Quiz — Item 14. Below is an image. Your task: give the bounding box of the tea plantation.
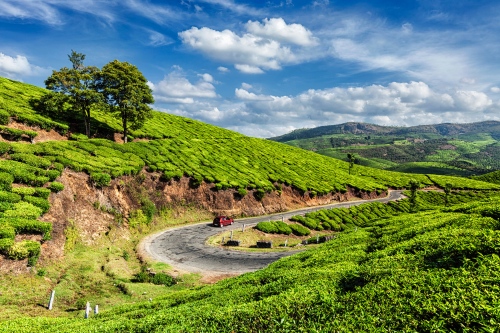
[1,76,500,331]
[2,192,500,332]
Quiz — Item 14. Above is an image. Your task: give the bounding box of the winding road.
[142,190,404,275]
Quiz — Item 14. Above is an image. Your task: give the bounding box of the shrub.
[238,187,248,197]
[23,196,51,214]
[7,240,41,265]
[0,171,14,191]
[0,142,10,154]
[10,153,51,169]
[256,221,278,234]
[0,224,15,239]
[7,240,30,259]
[11,186,36,196]
[289,223,311,236]
[141,198,156,224]
[0,238,14,253]
[3,202,43,219]
[3,218,52,240]
[0,190,21,203]
[0,109,9,125]
[90,172,111,187]
[275,221,292,235]
[46,170,61,181]
[0,202,13,212]
[254,189,266,201]
[34,187,51,199]
[151,273,177,286]
[48,182,64,192]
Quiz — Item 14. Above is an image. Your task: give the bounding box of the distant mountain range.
[270,121,500,142]
[269,121,500,176]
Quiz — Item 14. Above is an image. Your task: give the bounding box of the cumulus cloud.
[241,82,253,90]
[154,80,500,137]
[199,73,214,83]
[217,66,229,73]
[490,87,500,93]
[0,53,44,78]
[245,18,318,46]
[235,88,273,101]
[179,18,318,73]
[150,70,217,104]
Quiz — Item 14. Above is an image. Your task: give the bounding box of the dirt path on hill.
[140,190,404,281]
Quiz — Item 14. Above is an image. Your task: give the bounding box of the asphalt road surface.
[143,190,404,275]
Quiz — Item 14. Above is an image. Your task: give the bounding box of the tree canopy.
[98,60,154,143]
[43,50,101,137]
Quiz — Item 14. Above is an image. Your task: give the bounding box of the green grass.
[2,193,500,332]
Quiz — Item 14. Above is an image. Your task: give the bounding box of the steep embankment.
[0,76,499,270]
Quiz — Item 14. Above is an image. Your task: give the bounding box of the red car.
[213,216,234,227]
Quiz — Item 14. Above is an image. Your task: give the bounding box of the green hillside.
[1,77,500,331]
[271,121,500,175]
[2,192,500,332]
[0,76,498,267]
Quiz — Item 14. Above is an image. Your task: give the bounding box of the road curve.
[142,190,404,275]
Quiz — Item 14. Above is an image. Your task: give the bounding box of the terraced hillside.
[1,77,500,330]
[0,76,498,265]
[2,191,500,332]
[271,121,500,175]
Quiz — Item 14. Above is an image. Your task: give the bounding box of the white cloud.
[234,64,265,74]
[217,66,229,73]
[0,53,44,78]
[147,30,173,46]
[179,27,296,73]
[319,12,499,89]
[199,73,214,83]
[124,0,180,25]
[150,70,217,104]
[401,23,413,34]
[155,80,500,137]
[0,0,61,24]
[491,87,500,93]
[241,82,253,90]
[235,88,273,101]
[0,0,117,25]
[460,77,476,85]
[179,17,321,74]
[454,90,492,111]
[245,18,318,46]
[195,0,263,16]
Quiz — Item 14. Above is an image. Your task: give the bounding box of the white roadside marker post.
[48,290,55,310]
[85,302,90,319]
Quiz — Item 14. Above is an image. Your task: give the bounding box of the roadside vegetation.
[2,191,500,332]
[1,65,500,331]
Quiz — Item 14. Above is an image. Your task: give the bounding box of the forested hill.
[270,121,500,142]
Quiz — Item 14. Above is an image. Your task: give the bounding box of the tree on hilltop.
[98,60,153,143]
[43,50,101,137]
[347,153,356,175]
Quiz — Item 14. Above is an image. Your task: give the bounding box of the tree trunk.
[83,105,91,137]
[122,116,127,143]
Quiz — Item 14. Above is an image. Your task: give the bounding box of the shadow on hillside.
[29,97,119,140]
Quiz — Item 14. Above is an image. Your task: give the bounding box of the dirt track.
[141,190,404,277]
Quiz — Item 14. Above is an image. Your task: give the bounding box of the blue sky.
[1,0,500,137]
